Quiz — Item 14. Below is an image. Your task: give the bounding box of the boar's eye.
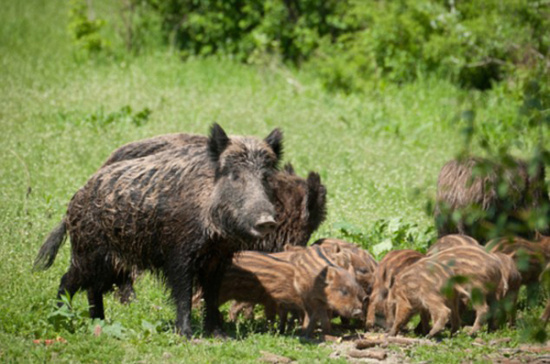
[357,268,368,274]
[230,172,240,181]
[340,288,349,296]
[263,170,274,182]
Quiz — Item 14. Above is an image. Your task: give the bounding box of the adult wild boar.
[100,134,326,254]
[58,130,328,313]
[434,156,549,243]
[34,124,284,337]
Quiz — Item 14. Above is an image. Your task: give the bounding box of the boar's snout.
[250,214,277,238]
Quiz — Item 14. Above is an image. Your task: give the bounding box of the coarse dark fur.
[427,234,482,256]
[101,133,326,254]
[96,134,326,304]
[366,249,424,330]
[34,124,285,337]
[434,157,549,243]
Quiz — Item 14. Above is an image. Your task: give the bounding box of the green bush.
[142,0,346,62]
[313,0,550,92]
[68,0,110,57]
[133,0,549,92]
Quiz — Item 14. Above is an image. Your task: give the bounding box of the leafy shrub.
[80,105,152,128]
[333,218,436,258]
[141,0,346,62]
[80,0,549,94]
[68,0,110,57]
[313,0,550,92]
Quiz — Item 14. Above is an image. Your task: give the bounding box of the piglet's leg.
[541,299,550,322]
[388,301,412,336]
[417,309,431,336]
[449,297,461,334]
[365,295,378,329]
[469,302,489,334]
[277,306,288,334]
[319,310,332,335]
[302,307,318,338]
[427,305,451,338]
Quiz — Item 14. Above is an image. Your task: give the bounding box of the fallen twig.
[348,349,387,360]
[356,334,435,348]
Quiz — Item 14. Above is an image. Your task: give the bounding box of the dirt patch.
[325,333,550,363]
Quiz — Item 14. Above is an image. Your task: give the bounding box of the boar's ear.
[306,172,327,231]
[208,123,230,163]
[283,163,295,175]
[265,128,283,162]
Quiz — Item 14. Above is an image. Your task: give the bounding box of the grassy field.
[1,1,549,363]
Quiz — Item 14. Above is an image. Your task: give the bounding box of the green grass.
[1,0,549,362]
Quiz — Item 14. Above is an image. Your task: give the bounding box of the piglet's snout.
[352,308,363,319]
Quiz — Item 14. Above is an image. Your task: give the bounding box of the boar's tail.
[33,221,67,271]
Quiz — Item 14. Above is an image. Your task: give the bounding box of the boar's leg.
[87,289,105,320]
[199,260,229,337]
[56,265,82,307]
[165,259,194,338]
[171,278,193,337]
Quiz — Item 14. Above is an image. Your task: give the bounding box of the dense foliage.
[81,0,550,94]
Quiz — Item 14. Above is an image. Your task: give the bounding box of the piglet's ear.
[265,128,283,162]
[208,123,230,163]
[326,266,338,283]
